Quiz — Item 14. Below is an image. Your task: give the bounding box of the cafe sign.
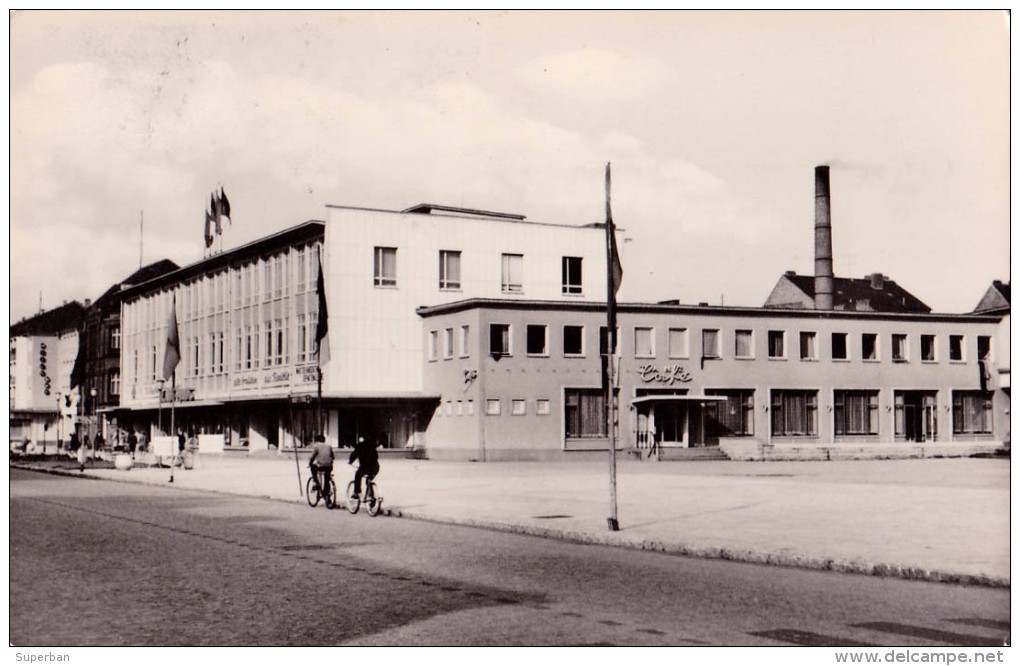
[637,364,692,385]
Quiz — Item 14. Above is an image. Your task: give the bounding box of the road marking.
[851,622,1000,646]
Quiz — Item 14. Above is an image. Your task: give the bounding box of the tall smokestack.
[814,165,834,310]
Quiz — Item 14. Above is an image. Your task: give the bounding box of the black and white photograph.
[8,9,1011,658]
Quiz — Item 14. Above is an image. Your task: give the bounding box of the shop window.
[734,330,753,359]
[767,330,785,359]
[862,333,878,361]
[526,325,548,356]
[669,328,689,359]
[831,332,848,360]
[704,389,754,436]
[892,334,908,362]
[949,335,964,362]
[564,388,607,438]
[920,335,936,362]
[563,325,585,356]
[834,390,879,435]
[770,390,818,436]
[562,256,583,295]
[634,327,654,358]
[799,332,817,360]
[953,391,993,434]
[439,250,461,290]
[374,246,397,287]
[501,253,523,293]
[489,324,511,357]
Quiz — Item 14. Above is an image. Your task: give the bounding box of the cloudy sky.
[10,10,1010,322]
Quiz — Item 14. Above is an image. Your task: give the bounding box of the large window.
[489,324,511,357]
[669,328,689,359]
[953,391,993,434]
[526,325,548,356]
[565,388,607,439]
[634,327,654,358]
[771,390,818,436]
[831,332,848,360]
[562,256,583,295]
[501,253,523,293]
[439,250,461,290]
[768,331,785,359]
[374,246,397,287]
[705,389,754,436]
[834,390,879,436]
[734,330,753,359]
[563,325,584,356]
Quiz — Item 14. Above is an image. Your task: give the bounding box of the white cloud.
[516,48,672,102]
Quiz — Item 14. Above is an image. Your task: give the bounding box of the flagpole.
[605,162,620,532]
[169,370,176,483]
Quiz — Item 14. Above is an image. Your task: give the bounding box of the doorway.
[895,391,938,442]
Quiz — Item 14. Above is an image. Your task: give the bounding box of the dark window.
[704,389,754,436]
[526,325,547,355]
[768,331,785,358]
[799,332,817,360]
[489,324,511,357]
[978,336,992,361]
[892,334,908,362]
[562,256,583,295]
[949,335,964,361]
[920,335,936,362]
[831,333,848,360]
[862,333,878,361]
[563,325,584,356]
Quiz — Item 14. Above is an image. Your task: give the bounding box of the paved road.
[10,469,1010,647]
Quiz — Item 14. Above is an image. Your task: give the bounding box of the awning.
[630,395,729,405]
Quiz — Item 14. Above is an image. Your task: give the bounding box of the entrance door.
[895,391,938,442]
[654,404,688,447]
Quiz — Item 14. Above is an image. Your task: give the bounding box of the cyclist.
[348,436,379,500]
[307,434,334,499]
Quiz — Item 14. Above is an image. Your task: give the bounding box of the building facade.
[419,299,1007,461]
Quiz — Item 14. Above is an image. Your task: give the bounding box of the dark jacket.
[349,440,379,469]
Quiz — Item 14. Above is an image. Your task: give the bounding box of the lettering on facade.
[264,370,292,386]
[233,374,259,388]
[296,364,319,384]
[637,364,692,385]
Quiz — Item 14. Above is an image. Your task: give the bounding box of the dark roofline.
[401,203,526,220]
[120,221,324,301]
[325,203,599,231]
[416,298,1002,324]
[10,301,86,337]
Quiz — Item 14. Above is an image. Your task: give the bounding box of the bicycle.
[306,467,337,509]
[345,472,382,516]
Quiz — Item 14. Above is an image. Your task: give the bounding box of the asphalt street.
[10,469,1010,647]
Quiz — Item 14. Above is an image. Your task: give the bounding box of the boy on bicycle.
[348,436,379,499]
[307,434,334,495]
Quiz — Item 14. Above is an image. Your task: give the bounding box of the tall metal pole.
[290,394,303,497]
[605,162,620,532]
[169,372,176,483]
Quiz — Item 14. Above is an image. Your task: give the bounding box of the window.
[374,247,397,287]
[669,328,689,359]
[892,334,908,362]
[459,325,470,358]
[536,399,551,415]
[192,336,200,376]
[832,333,848,360]
[767,331,785,358]
[109,371,120,397]
[564,388,607,438]
[799,332,817,360]
[485,399,501,415]
[704,389,754,436]
[297,249,307,294]
[563,325,584,356]
[209,333,216,374]
[734,330,753,359]
[634,327,654,358]
[562,256,583,295]
[466,400,475,415]
[953,391,993,434]
[275,319,285,365]
[244,326,253,369]
[949,335,964,362]
[702,329,720,359]
[501,253,523,293]
[920,335,936,362]
[439,250,461,290]
[297,315,307,363]
[456,401,463,416]
[526,325,548,356]
[443,328,454,359]
[111,327,120,351]
[862,333,878,361]
[489,324,511,357]
[264,259,273,301]
[834,390,879,435]
[511,399,526,415]
[428,330,438,361]
[771,390,818,436]
[264,320,274,366]
[978,336,992,362]
[235,328,243,370]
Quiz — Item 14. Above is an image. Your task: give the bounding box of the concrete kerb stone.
[11,462,1008,589]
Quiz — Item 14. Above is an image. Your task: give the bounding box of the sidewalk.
[13,453,1010,587]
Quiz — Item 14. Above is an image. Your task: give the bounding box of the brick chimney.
[814,166,834,310]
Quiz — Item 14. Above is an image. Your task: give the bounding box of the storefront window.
[834,390,879,435]
[771,390,817,436]
[953,391,993,434]
[564,388,606,438]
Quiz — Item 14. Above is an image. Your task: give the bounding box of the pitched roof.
[10,301,86,337]
[768,273,932,314]
[92,259,182,311]
[973,280,1010,314]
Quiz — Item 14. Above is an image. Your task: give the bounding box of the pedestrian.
[128,430,138,458]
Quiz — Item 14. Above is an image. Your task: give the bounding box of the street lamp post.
[55,392,62,454]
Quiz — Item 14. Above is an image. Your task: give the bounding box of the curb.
[12,463,1009,589]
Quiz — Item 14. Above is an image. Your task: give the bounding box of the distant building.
[9,301,85,452]
[973,280,1010,316]
[764,271,932,314]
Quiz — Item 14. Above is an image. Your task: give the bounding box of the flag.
[603,162,624,393]
[69,333,85,390]
[204,209,215,248]
[314,250,330,365]
[219,187,231,224]
[211,193,223,235]
[162,295,181,381]
[606,163,624,299]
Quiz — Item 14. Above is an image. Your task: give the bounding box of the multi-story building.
[9,301,85,452]
[117,204,607,451]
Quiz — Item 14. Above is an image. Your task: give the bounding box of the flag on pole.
[204,209,215,248]
[219,187,231,225]
[606,162,624,301]
[211,193,223,235]
[314,250,330,366]
[162,295,181,381]
[69,334,85,390]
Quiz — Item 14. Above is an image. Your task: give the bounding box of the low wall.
[721,438,1005,462]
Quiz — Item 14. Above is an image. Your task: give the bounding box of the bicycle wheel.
[324,477,337,510]
[345,480,360,514]
[366,484,382,517]
[306,476,320,507]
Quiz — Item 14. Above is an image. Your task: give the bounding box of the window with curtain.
[705,389,754,436]
[834,390,879,435]
[771,390,818,436]
[702,329,719,359]
[564,388,607,438]
[734,330,753,358]
[953,391,993,434]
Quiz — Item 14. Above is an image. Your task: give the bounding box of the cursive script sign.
[637,364,692,385]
